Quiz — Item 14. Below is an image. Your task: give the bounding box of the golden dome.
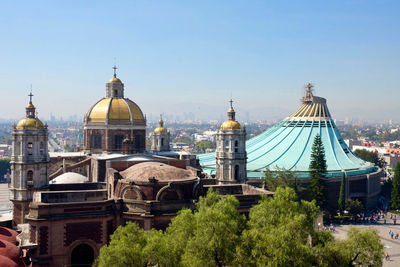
[154,126,167,133]
[16,117,44,130]
[228,107,235,113]
[26,103,35,109]
[220,120,241,130]
[86,98,145,124]
[108,77,122,83]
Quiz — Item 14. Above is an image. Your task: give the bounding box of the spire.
[227,99,235,121]
[112,64,118,78]
[26,86,36,118]
[28,85,33,104]
[302,83,314,104]
[159,114,164,127]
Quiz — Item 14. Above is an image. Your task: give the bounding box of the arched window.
[234,165,239,181]
[71,244,94,267]
[234,140,239,152]
[161,138,164,146]
[27,170,34,187]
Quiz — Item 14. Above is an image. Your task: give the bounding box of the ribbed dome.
[220,120,241,130]
[85,97,145,125]
[108,77,122,83]
[120,162,197,182]
[199,86,376,178]
[154,118,167,133]
[16,117,44,130]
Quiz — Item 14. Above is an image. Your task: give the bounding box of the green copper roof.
[198,87,376,178]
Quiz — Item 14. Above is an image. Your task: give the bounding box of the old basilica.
[7,68,270,267]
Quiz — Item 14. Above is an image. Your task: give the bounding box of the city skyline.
[1,1,399,122]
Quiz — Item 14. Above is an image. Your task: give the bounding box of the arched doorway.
[71,243,94,267]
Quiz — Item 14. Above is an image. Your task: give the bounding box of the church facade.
[10,69,270,267]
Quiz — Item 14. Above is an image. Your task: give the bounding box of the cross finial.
[305,83,314,91]
[229,99,233,108]
[28,85,34,104]
[113,64,118,78]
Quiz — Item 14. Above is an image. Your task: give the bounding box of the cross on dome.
[28,86,34,104]
[112,64,118,78]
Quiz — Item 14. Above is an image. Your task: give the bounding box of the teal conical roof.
[198,85,376,178]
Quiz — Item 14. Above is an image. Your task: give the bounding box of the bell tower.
[10,92,49,225]
[215,100,247,184]
[151,115,170,152]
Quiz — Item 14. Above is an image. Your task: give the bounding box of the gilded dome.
[220,120,241,130]
[154,126,167,133]
[86,97,145,125]
[16,117,44,130]
[26,103,35,109]
[108,77,122,83]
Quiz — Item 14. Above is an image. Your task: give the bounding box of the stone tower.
[151,115,170,152]
[215,100,247,183]
[10,92,49,225]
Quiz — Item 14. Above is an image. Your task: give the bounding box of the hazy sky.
[1,1,399,122]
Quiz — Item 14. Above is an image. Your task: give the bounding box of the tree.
[319,227,383,266]
[309,134,327,209]
[194,140,213,152]
[95,222,147,267]
[181,189,245,267]
[391,162,400,210]
[345,199,363,217]
[354,149,386,168]
[235,187,320,266]
[338,173,346,214]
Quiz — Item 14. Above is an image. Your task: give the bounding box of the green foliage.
[309,134,327,209]
[262,167,304,195]
[173,137,193,145]
[0,159,11,178]
[345,199,364,216]
[95,222,147,267]
[318,227,383,266]
[338,173,346,214]
[95,188,383,267]
[182,190,245,267]
[391,162,400,210]
[353,149,386,168]
[236,187,320,266]
[194,140,214,152]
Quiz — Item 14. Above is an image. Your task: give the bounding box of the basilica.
[8,68,271,267]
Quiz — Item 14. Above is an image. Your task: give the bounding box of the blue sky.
[1,1,399,122]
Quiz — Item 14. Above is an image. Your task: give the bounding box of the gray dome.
[50,172,88,184]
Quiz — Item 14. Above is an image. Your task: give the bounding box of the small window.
[114,135,124,149]
[27,170,34,187]
[114,90,118,97]
[234,140,238,147]
[161,138,164,146]
[27,142,33,149]
[92,135,102,149]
